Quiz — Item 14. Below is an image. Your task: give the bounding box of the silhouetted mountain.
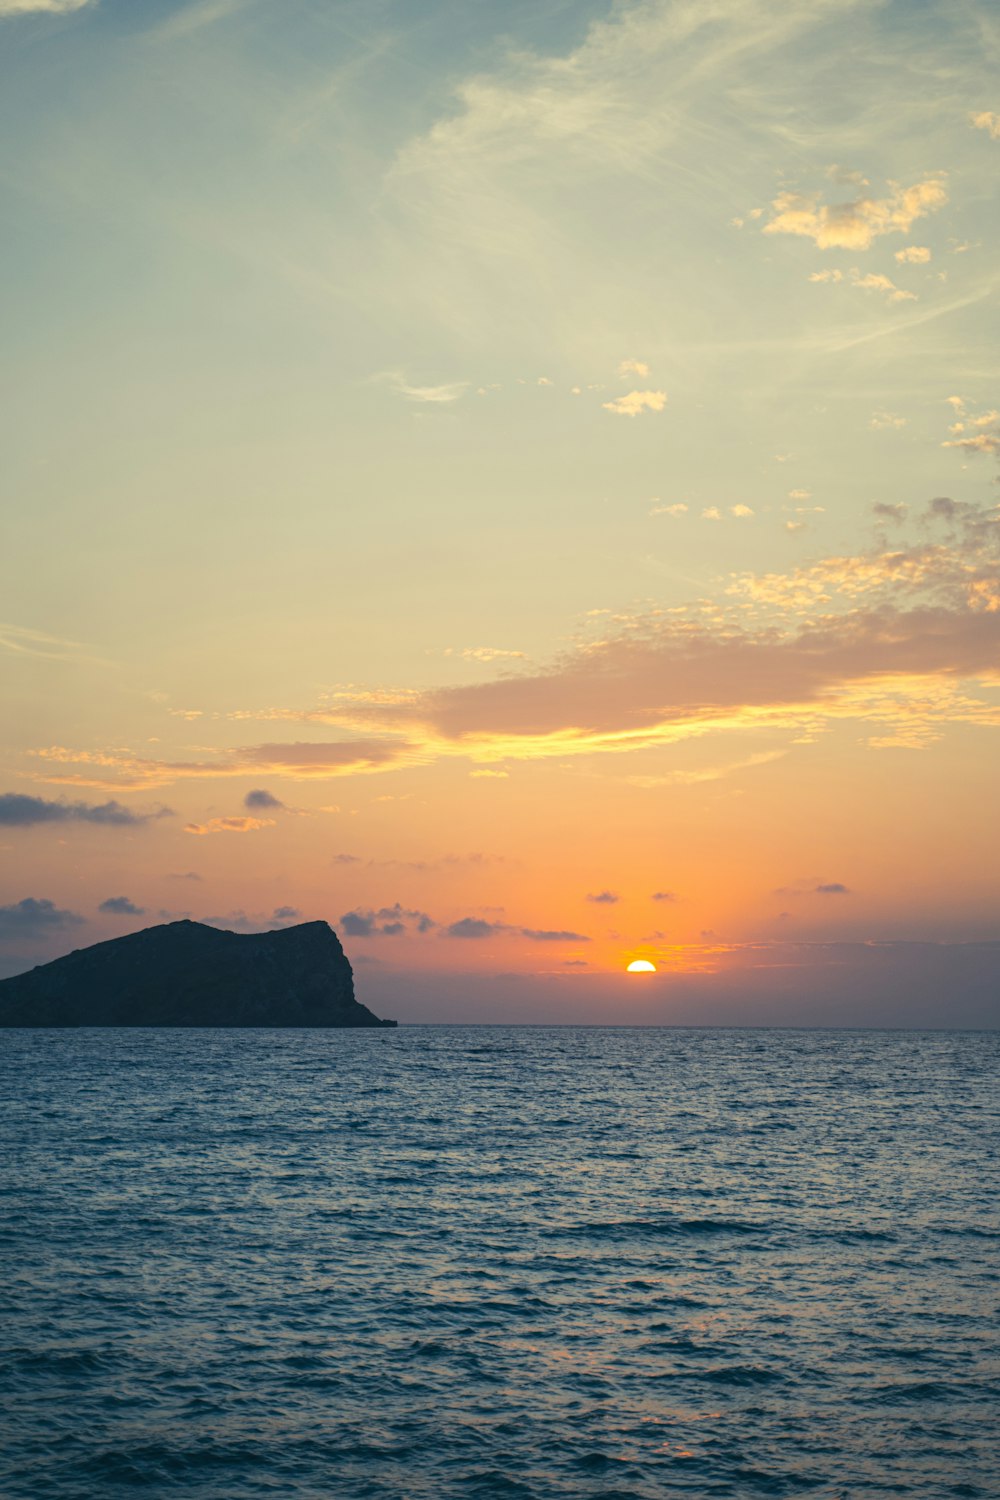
[0,919,396,1027]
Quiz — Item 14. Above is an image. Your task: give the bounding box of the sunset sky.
[2,0,999,1024]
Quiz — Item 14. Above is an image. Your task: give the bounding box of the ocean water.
[1,1027,998,1500]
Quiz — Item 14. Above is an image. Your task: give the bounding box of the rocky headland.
[0,918,396,1027]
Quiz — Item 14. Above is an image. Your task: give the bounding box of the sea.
[1,1026,998,1499]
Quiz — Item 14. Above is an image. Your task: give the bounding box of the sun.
[626,959,657,973]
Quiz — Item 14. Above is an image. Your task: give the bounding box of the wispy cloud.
[379,371,468,404]
[184,816,276,836]
[0,0,91,15]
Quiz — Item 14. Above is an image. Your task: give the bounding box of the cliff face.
[0,919,396,1028]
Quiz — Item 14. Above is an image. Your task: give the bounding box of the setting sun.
[626,960,657,973]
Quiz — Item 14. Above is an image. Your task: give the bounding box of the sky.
[1,0,999,1025]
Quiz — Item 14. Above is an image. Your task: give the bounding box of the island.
[0,918,396,1027]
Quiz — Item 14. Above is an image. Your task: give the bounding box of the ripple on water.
[1,1025,998,1499]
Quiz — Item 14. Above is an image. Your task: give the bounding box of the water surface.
[2,1026,998,1497]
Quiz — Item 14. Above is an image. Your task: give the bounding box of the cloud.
[98,896,145,916]
[0,793,170,827]
[618,358,650,378]
[970,111,1000,140]
[873,502,908,522]
[443,917,499,939]
[0,0,91,14]
[942,406,1000,458]
[317,499,1000,758]
[440,916,587,942]
[763,175,947,250]
[521,928,590,942]
[702,507,722,520]
[244,788,284,810]
[602,390,667,417]
[340,903,436,938]
[776,880,851,897]
[32,504,1000,783]
[168,871,202,881]
[731,504,754,518]
[451,647,526,663]
[894,246,931,264]
[871,412,907,430]
[851,270,915,304]
[650,502,688,517]
[184,816,275,836]
[586,890,619,904]
[33,737,411,790]
[652,891,678,903]
[382,371,468,404]
[201,906,301,934]
[0,897,85,938]
[0,623,88,661]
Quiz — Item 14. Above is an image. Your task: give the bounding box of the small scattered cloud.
[652,891,678,903]
[272,905,301,921]
[447,646,526,663]
[244,788,285,810]
[763,175,947,250]
[98,896,145,916]
[789,489,811,501]
[443,917,499,939]
[776,880,851,897]
[826,165,869,187]
[521,928,590,942]
[341,903,435,937]
[586,890,619,904]
[871,411,907,430]
[731,504,754,518]
[873,502,908,523]
[168,871,202,881]
[0,897,85,938]
[970,111,1000,140]
[702,507,722,520]
[469,768,509,778]
[617,358,650,379]
[650,502,688,517]
[851,270,916,304]
[894,246,931,264]
[184,816,276,836]
[942,404,1000,457]
[0,793,170,827]
[332,853,362,865]
[602,390,667,417]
